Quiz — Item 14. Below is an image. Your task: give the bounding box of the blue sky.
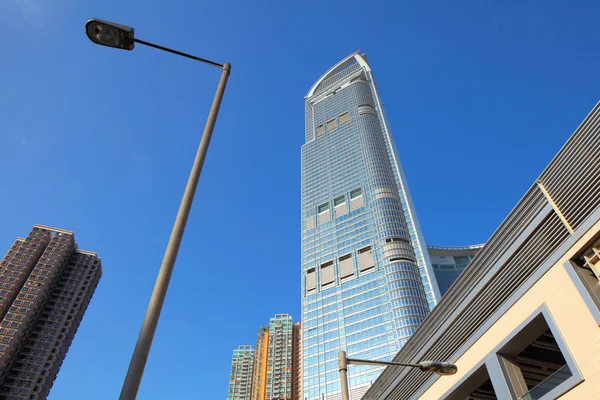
[1,0,599,398]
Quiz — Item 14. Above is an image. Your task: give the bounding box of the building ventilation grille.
[539,105,600,230]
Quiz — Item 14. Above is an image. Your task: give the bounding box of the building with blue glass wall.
[301,52,444,400]
[428,245,484,296]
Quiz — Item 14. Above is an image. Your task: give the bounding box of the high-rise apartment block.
[254,314,298,400]
[228,345,255,400]
[0,225,101,400]
[227,314,301,400]
[251,328,268,400]
[292,323,302,400]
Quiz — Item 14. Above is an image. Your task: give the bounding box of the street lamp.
[85,18,231,400]
[338,351,457,400]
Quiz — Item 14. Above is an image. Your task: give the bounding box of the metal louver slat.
[567,175,600,225]
[384,214,568,400]
[546,129,600,197]
[539,108,600,229]
[541,106,600,184]
[542,129,598,189]
[543,136,600,205]
[552,159,600,211]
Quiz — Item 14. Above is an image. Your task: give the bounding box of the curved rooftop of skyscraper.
[305,51,369,99]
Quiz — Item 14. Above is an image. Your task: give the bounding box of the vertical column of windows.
[0,227,102,400]
[25,252,101,399]
[227,347,254,400]
[0,231,73,392]
[0,231,50,319]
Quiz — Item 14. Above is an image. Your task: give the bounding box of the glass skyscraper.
[428,244,484,296]
[301,52,441,399]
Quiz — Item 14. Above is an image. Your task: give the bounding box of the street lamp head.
[419,361,458,376]
[85,19,135,50]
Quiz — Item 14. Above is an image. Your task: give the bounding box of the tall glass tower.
[301,52,440,399]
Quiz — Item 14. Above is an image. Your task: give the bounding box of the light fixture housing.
[419,361,458,376]
[85,18,135,50]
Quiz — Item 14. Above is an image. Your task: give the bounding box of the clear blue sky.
[1,0,599,398]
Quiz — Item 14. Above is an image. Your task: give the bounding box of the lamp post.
[85,18,231,400]
[338,351,458,400]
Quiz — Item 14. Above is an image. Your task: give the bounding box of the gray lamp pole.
[85,19,231,400]
[339,351,351,400]
[338,351,458,400]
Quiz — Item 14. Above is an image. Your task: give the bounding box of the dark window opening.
[513,330,570,399]
[446,364,497,400]
[497,314,572,400]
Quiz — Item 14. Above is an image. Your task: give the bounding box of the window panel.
[339,254,354,279]
[326,118,337,132]
[321,262,335,287]
[334,196,347,217]
[358,246,374,272]
[306,269,316,292]
[318,203,331,224]
[339,112,350,125]
[351,188,364,210]
[317,125,324,138]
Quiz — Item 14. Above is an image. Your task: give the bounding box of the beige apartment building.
[364,103,600,400]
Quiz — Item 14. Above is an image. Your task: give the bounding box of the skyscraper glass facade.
[301,52,440,399]
[428,245,483,296]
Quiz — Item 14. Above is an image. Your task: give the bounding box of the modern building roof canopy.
[305,51,371,98]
